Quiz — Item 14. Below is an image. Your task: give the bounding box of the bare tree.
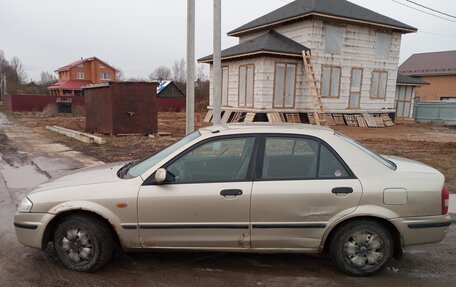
[39,71,57,86]
[151,66,171,82]
[172,58,186,83]
[0,51,6,94]
[127,76,148,82]
[197,65,208,82]
[115,67,125,81]
[149,66,171,82]
[9,56,27,84]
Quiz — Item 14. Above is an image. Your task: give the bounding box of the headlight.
[18,197,33,213]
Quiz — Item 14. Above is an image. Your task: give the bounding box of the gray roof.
[396,73,428,86]
[199,30,309,63]
[228,0,417,36]
[399,50,456,76]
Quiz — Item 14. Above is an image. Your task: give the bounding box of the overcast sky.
[1,0,456,81]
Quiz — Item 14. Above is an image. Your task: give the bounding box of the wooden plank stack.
[355,115,367,127]
[244,112,256,123]
[267,113,285,123]
[343,115,358,127]
[285,113,301,123]
[333,114,345,125]
[325,114,336,126]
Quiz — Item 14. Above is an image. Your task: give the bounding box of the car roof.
[199,123,335,136]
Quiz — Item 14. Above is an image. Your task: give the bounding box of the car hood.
[384,155,442,174]
[29,162,126,194]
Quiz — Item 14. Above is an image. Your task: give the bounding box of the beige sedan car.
[14,124,451,276]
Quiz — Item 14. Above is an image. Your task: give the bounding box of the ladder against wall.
[302,51,327,126]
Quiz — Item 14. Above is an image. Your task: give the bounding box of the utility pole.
[212,0,222,125]
[186,0,196,134]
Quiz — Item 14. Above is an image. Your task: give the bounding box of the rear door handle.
[332,187,353,194]
[220,189,243,197]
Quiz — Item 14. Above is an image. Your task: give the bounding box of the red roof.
[399,50,456,76]
[55,57,117,73]
[48,80,93,90]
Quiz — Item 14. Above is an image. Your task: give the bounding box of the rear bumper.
[391,214,452,247]
[14,212,55,249]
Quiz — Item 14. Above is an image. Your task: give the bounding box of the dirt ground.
[8,111,456,192]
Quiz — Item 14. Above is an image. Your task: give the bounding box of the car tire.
[329,220,393,276]
[53,214,114,272]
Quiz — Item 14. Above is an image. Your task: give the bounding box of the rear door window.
[261,136,351,180]
[262,137,319,179]
[318,144,349,178]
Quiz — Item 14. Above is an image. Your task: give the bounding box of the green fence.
[414,101,456,125]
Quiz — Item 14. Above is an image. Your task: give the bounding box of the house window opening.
[274,63,297,108]
[239,64,254,107]
[321,66,341,97]
[371,71,388,98]
[325,25,344,55]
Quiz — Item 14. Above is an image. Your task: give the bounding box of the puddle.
[450,194,456,214]
[0,164,48,189]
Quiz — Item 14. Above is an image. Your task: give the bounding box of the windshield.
[336,132,397,170]
[125,131,201,178]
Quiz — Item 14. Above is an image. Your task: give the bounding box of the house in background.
[199,0,417,124]
[48,57,117,97]
[395,73,428,121]
[399,50,456,102]
[156,81,186,112]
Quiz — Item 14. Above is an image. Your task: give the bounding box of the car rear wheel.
[53,214,114,272]
[329,220,393,276]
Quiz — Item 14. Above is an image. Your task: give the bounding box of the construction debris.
[285,113,301,123]
[333,114,345,125]
[46,125,106,145]
[267,113,285,123]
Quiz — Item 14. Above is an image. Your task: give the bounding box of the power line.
[405,0,456,20]
[391,0,456,23]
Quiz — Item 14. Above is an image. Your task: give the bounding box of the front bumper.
[391,214,452,247]
[14,212,55,249]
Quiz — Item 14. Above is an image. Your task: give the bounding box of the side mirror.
[155,168,167,184]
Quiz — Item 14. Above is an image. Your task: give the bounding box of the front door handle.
[332,187,353,194]
[220,189,243,197]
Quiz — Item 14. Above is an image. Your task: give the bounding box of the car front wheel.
[329,220,393,276]
[53,214,114,272]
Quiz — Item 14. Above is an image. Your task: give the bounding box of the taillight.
[442,185,449,215]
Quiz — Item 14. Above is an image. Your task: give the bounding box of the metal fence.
[414,101,456,125]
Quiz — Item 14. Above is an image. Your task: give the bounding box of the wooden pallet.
[307,113,316,125]
[203,110,213,123]
[333,114,345,125]
[244,112,256,123]
[381,114,394,127]
[373,115,385,128]
[285,113,301,123]
[355,114,367,127]
[363,114,377,128]
[230,112,243,123]
[343,115,358,127]
[267,113,285,123]
[221,111,232,124]
[325,114,336,126]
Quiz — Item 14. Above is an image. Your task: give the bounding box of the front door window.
[166,137,256,183]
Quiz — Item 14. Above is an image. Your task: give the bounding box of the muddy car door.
[250,135,362,249]
[137,136,258,248]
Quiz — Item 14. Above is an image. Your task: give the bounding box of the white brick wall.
[207,18,403,113]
